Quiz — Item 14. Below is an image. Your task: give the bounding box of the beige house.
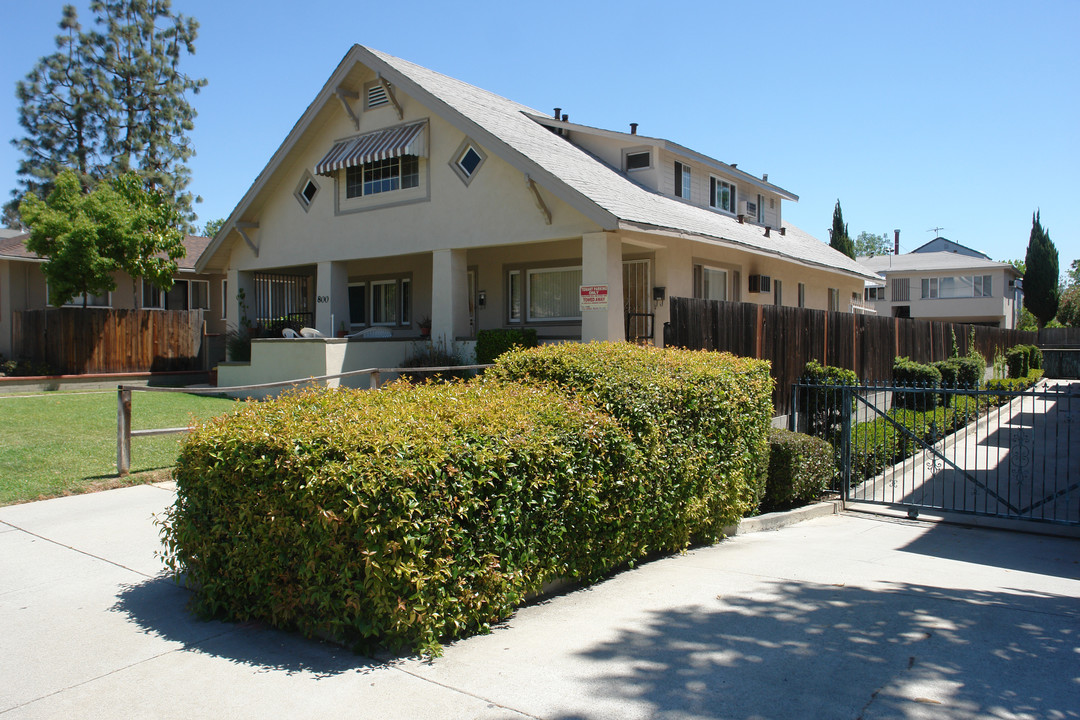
[859,244,1022,328]
[197,45,881,387]
[0,231,226,359]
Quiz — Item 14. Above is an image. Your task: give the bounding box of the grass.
[0,390,242,506]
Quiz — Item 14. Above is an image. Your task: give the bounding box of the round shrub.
[161,380,638,655]
[762,429,834,512]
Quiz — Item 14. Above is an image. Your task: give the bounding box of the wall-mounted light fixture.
[477,291,487,308]
[653,286,666,307]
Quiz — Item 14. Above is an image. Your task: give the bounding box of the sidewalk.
[2,484,1078,719]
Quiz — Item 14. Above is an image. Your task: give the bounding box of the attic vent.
[367,83,389,108]
[748,275,772,294]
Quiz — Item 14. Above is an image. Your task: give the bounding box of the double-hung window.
[693,264,728,301]
[674,161,691,200]
[974,275,992,297]
[709,178,737,213]
[507,265,582,323]
[921,278,939,299]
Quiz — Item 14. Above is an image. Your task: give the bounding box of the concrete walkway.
[1,484,1078,719]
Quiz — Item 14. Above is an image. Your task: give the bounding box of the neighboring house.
[859,241,1022,328]
[196,45,881,386]
[0,232,226,359]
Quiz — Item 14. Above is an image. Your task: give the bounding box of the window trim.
[709,176,738,214]
[693,263,730,302]
[294,170,320,212]
[623,148,652,172]
[505,261,584,325]
[142,279,165,310]
[348,274,412,327]
[674,161,691,200]
[449,138,487,186]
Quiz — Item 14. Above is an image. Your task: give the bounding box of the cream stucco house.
[197,45,881,387]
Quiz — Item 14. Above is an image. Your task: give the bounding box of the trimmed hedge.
[488,342,774,535]
[800,360,856,444]
[762,429,834,512]
[475,328,538,365]
[1006,344,1042,378]
[893,356,942,410]
[163,381,638,655]
[933,356,983,389]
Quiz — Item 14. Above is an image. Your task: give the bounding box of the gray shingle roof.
[0,233,211,270]
[369,47,881,282]
[859,252,1019,275]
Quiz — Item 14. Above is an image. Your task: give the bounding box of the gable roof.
[858,251,1020,276]
[0,233,211,270]
[198,45,880,283]
[910,236,991,259]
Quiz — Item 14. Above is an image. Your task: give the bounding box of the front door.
[623,259,652,342]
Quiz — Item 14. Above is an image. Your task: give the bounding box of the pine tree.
[7,1,206,228]
[830,200,856,259]
[1023,210,1060,328]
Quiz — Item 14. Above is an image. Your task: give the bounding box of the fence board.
[12,308,205,375]
[668,297,1039,416]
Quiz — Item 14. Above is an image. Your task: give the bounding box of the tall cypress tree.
[7,1,206,229]
[830,199,856,259]
[1023,210,1060,328]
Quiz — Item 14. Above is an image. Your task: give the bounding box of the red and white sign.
[579,284,609,310]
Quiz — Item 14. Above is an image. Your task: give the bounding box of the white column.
[652,245,670,347]
[581,232,624,342]
[431,249,469,343]
[315,261,349,336]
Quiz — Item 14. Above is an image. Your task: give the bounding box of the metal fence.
[792,379,1079,527]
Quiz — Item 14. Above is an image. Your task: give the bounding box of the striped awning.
[314,121,427,176]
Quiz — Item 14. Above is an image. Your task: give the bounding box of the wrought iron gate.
[793,380,1079,527]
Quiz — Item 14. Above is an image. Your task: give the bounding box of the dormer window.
[625,151,650,171]
[709,177,737,213]
[674,161,690,200]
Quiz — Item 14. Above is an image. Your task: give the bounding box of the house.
[0,231,226,360]
[195,45,882,387]
[858,239,1022,328]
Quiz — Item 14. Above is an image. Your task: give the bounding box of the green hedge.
[762,429,834,512]
[489,342,774,534]
[1006,344,1042,378]
[893,356,942,410]
[933,356,983,389]
[800,360,857,444]
[474,328,538,365]
[163,381,638,655]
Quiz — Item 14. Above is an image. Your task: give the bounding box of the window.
[921,274,994,299]
[345,155,420,198]
[450,139,487,185]
[757,194,765,223]
[143,282,165,310]
[348,283,367,326]
[674,161,690,200]
[798,282,806,308]
[865,286,886,301]
[60,290,111,308]
[143,279,209,311]
[892,277,911,302]
[828,288,840,312]
[774,279,783,307]
[709,178,737,213]
[974,274,993,297]
[221,280,228,320]
[370,279,412,325]
[189,281,210,310]
[921,277,939,299]
[693,264,728,301]
[507,265,582,323]
[458,146,482,177]
[294,171,320,211]
[625,151,650,171]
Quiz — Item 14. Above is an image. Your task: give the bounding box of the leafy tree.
[1022,210,1059,328]
[7,1,206,228]
[854,231,891,257]
[19,169,185,307]
[1003,258,1026,275]
[1058,259,1080,327]
[829,200,855,259]
[202,217,226,238]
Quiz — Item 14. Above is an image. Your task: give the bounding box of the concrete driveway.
[1,484,1078,719]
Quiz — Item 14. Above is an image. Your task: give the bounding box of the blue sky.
[2,0,1076,268]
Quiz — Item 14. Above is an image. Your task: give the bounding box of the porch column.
[581,232,624,342]
[316,261,349,336]
[431,249,469,343]
[652,246,671,347]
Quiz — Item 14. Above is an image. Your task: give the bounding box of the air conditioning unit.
[739,200,758,219]
[749,274,771,293]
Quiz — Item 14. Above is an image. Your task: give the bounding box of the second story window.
[710,178,737,213]
[674,161,691,200]
[345,155,419,198]
[625,151,650,171]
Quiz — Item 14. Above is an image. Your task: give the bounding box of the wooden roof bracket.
[334,87,360,130]
[377,73,404,120]
[525,174,552,225]
[235,221,260,256]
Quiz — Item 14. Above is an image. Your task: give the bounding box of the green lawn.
[0,390,242,506]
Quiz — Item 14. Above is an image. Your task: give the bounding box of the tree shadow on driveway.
[566,579,1079,720]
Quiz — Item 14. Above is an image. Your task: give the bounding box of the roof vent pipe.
[554,107,561,119]
[630,123,638,135]
[764,226,771,237]
[894,229,901,255]
[561,114,568,122]
[762,173,768,182]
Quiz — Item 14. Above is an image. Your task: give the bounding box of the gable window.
[709,178,737,213]
[294,171,320,211]
[693,264,728,301]
[507,265,582,323]
[458,146,482,176]
[674,161,691,200]
[625,151,650,171]
[450,139,487,185]
[345,155,419,198]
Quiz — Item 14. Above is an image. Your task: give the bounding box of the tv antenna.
[927,226,946,236]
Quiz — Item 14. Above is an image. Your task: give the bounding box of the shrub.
[0,354,53,377]
[892,356,942,410]
[800,360,857,444]
[475,328,538,365]
[489,342,774,531]
[1027,344,1043,371]
[1005,346,1029,379]
[399,338,471,382]
[163,381,639,655]
[762,429,834,512]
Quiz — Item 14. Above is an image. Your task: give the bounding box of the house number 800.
[316,295,330,303]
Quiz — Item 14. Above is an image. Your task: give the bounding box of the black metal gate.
[793,380,1080,527]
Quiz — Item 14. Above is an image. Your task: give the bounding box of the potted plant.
[418,316,431,337]
[337,321,348,338]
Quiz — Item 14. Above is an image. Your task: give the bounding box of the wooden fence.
[13,308,207,375]
[668,298,1039,415]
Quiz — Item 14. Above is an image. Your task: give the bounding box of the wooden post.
[370,371,380,390]
[755,304,764,359]
[117,387,132,476]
